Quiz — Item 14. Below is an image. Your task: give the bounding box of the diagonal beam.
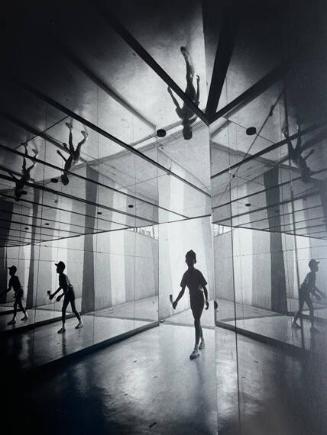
[209,63,286,124]
[55,39,156,130]
[205,5,238,119]
[91,0,209,125]
[13,78,211,197]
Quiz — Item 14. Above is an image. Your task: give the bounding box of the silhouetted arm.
[203,285,209,309]
[173,285,186,309]
[49,286,63,300]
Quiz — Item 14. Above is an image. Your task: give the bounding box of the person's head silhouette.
[8,265,17,276]
[61,173,69,185]
[182,122,192,140]
[55,261,66,273]
[309,259,319,272]
[185,250,196,268]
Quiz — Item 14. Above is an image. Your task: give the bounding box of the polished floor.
[1,324,217,435]
[0,315,151,371]
[224,315,327,353]
[217,328,327,435]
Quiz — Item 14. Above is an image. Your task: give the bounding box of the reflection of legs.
[181,46,196,99]
[70,298,83,328]
[293,294,304,327]
[181,46,194,82]
[306,297,315,329]
[17,298,28,320]
[58,297,69,333]
[74,135,87,162]
[8,302,18,325]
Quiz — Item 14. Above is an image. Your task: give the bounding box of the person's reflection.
[167,47,200,140]
[0,265,28,325]
[7,142,38,201]
[171,250,209,360]
[292,259,325,332]
[48,261,83,333]
[57,121,88,185]
[282,122,314,183]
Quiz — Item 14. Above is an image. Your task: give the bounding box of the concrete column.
[264,167,287,313]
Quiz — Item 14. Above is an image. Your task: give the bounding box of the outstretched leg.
[293,294,305,327]
[307,296,317,331]
[58,297,69,333]
[8,301,18,325]
[70,298,83,328]
[74,131,88,162]
[65,122,74,151]
[181,46,194,82]
[181,46,196,100]
[17,298,28,320]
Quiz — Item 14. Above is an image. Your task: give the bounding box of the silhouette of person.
[57,122,88,185]
[48,261,83,333]
[7,142,38,201]
[167,47,200,140]
[282,122,314,183]
[0,265,28,325]
[292,259,324,332]
[171,250,209,359]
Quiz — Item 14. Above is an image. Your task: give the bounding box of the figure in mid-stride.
[167,47,200,140]
[48,261,83,333]
[171,250,209,360]
[292,259,325,332]
[0,265,28,325]
[57,122,88,185]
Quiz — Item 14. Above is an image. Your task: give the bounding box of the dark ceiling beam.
[13,79,210,198]
[0,171,158,225]
[205,5,238,119]
[91,0,209,125]
[0,140,188,219]
[56,40,156,131]
[211,119,327,179]
[209,63,286,124]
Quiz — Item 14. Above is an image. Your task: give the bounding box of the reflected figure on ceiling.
[57,122,88,185]
[171,250,209,360]
[282,122,314,183]
[0,265,28,325]
[167,47,200,140]
[292,259,325,332]
[48,261,83,333]
[8,142,38,201]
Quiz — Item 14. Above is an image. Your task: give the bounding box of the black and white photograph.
[0,0,327,434]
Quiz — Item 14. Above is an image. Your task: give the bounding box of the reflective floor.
[217,328,327,435]
[0,316,152,371]
[225,315,327,353]
[1,324,217,435]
